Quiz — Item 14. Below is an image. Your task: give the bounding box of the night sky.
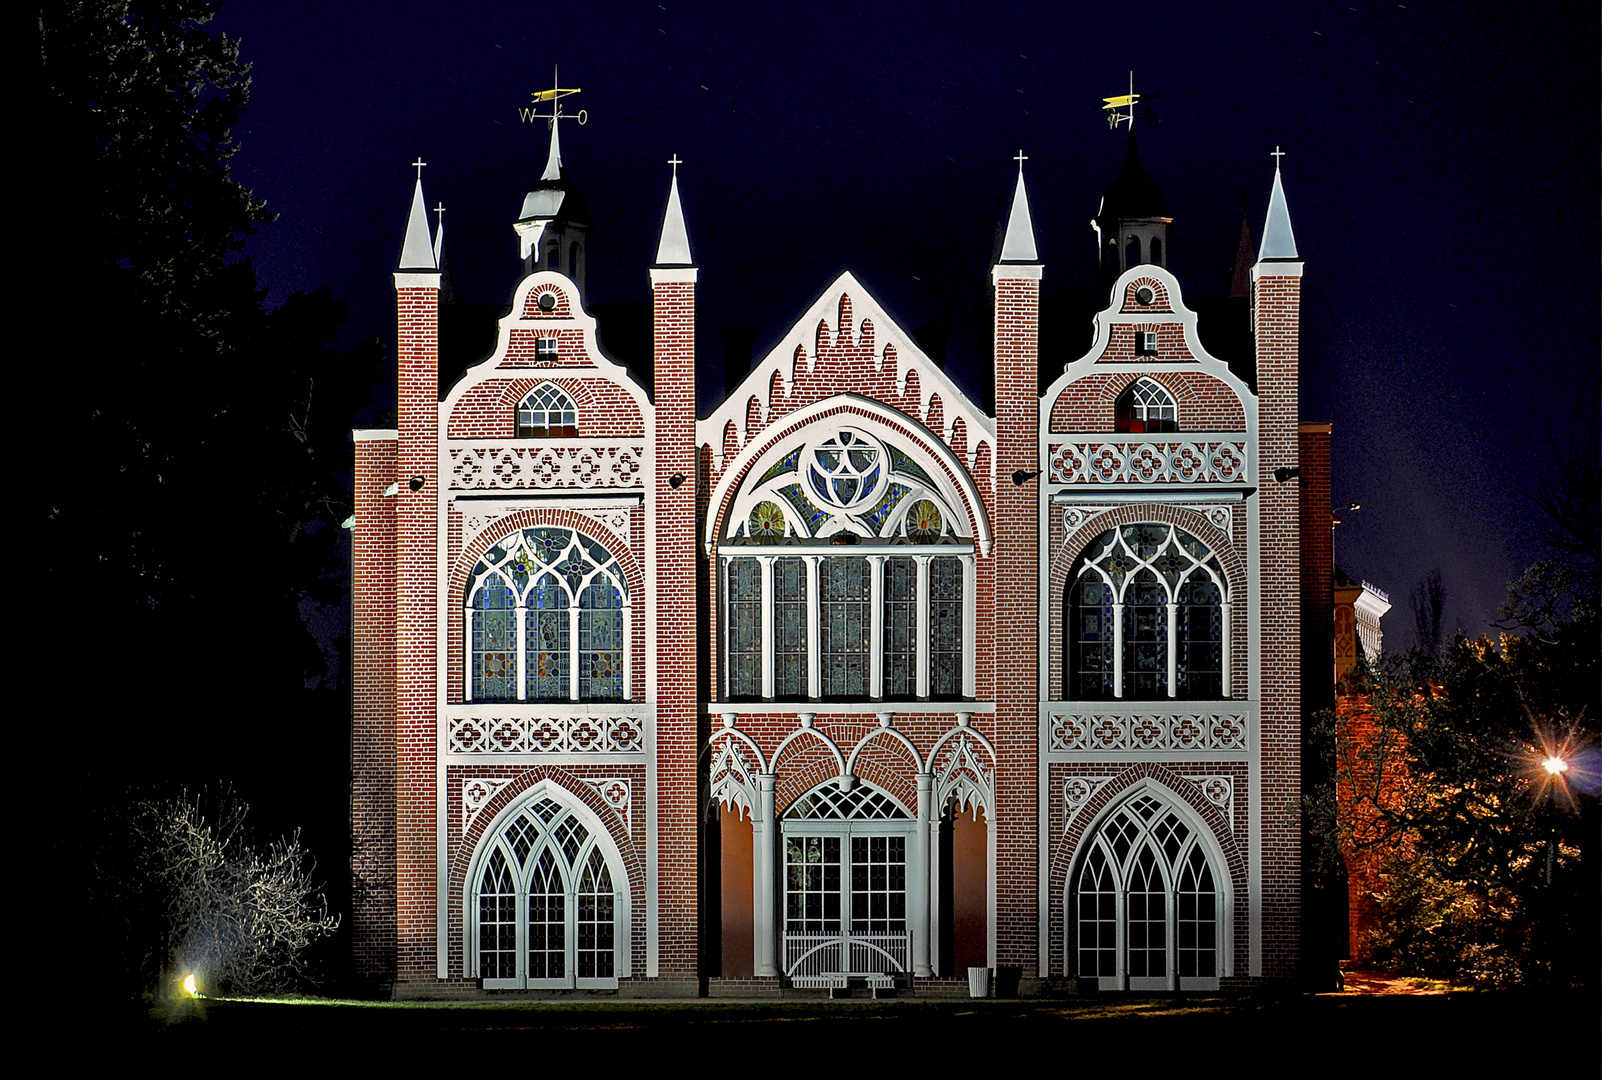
[213,0,1598,650]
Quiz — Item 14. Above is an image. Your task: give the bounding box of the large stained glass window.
[1065,523,1228,700]
[1073,787,1222,990]
[465,527,631,702]
[719,427,974,702]
[471,793,625,989]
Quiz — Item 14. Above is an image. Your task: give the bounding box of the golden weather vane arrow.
[519,65,587,127]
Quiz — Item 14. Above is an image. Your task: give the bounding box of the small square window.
[537,338,560,361]
[1136,330,1158,356]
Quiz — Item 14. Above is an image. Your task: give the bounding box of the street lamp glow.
[1542,755,1569,777]
[182,973,199,998]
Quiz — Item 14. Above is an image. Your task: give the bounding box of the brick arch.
[452,508,645,606]
[772,738,844,814]
[452,765,646,977]
[849,743,919,812]
[1046,764,1245,978]
[1048,504,1243,701]
[1051,371,1246,433]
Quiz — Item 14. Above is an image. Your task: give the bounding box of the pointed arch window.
[1114,377,1177,433]
[517,382,577,436]
[469,794,625,988]
[467,527,629,701]
[1073,788,1223,990]
[1066,524,1228,700]
[719,427,974,702]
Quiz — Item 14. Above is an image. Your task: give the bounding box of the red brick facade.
[351,154,1317,996]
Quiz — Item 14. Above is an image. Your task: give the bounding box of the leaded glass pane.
[1069,578,1115,700]
[882,557,917,698]
[527,849,566,980]
[471,575,516,701]
[819,557,870,697]
[524,574,570,700]
[1077,844,1117,979]
[725,559,762,699]
[929,556,963,697]
[478,849,517,979]
[1177,846,1217,978]
[1126,844,1167,978]
[578,582,623,700]
[773,558,809,698]
[517,383,578,436]
[1175,578,1223,699]
[577,848,615,979]
[1123,569,1168,698]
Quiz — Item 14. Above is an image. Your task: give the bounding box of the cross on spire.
[668,153,683,178]
[1014,149,1028,170]
[434,202,446,218]
[412,157,427,181]
[1271,146,1286,165]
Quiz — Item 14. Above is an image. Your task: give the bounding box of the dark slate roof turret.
[1097,131,1167,221]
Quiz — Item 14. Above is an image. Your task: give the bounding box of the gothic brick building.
[350,116,1319,996]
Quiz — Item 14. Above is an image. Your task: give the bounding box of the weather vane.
[520,65,587,128]
[1102,71,1159,130]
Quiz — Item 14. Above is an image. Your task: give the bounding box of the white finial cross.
[1271,146,1286,165]
[434,202,446,221]
[668,153,683,178]
[1014,149,1028,169]
[412,157,427,180]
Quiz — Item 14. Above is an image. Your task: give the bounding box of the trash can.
[967,966,991,998]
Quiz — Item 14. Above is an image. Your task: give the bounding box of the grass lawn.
[118,989,1597,1068]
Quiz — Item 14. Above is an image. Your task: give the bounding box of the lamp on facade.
[1011,469,1043,486]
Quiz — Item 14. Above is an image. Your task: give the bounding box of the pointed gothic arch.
[1066,778,1232,990]
[464,780,632,988]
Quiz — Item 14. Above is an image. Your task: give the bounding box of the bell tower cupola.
[513,70,593,291]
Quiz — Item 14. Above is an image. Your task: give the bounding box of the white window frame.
[465,527,632,703]
[1069,782,1230,991]
[465,786,629,989]
[722,550,975,701]
[780,781,919,979]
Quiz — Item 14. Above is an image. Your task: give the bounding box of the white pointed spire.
[654,156,693,266]
[432,203,446,267]
[1258,148,1299,261]
[542,115,563,182]
[999,151,1039,263]
[398,173,436,270]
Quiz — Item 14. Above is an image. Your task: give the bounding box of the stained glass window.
[882,557,917,698]
[820,557,871,697]
[524,574,569,700]
[719,427,973,702]
[578,582,624,700]
[471,575,516,701]
[929,556,963,697]
[1066,524,1226,701]
[466,527,630,702]
[725,560,762,699]
[773,558,809,698]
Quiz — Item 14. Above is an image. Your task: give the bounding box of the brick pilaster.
[651,265,699,978]
[1252,259,1303,978]
[991,261,1042,973]
[393,271,441,982]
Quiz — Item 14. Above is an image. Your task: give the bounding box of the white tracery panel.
[1049,710,1250,753]
[1049,441,1247,485]
[448,711,646,755]
[450,441,646,490]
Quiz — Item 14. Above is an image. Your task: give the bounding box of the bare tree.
[133,790,339,995]
[1411,569,1444,655]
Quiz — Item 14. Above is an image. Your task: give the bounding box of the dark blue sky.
[214,0,1599,650]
